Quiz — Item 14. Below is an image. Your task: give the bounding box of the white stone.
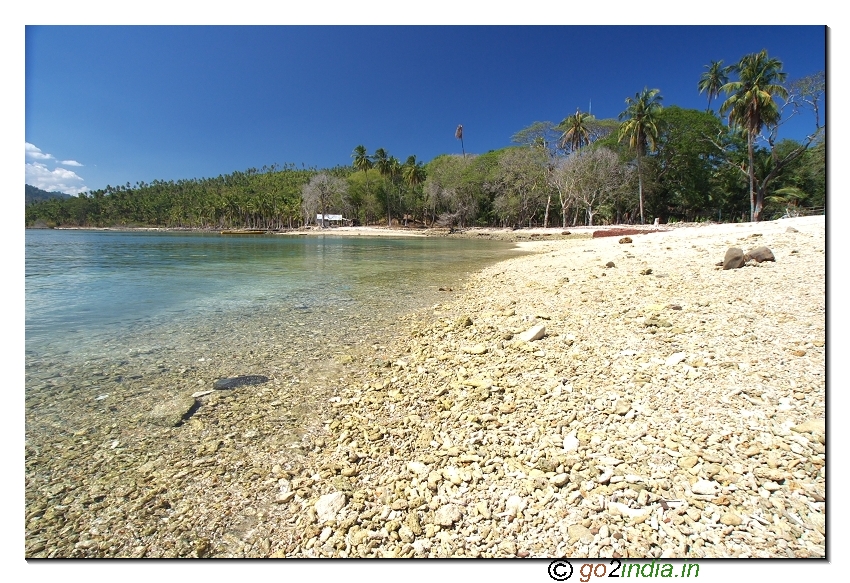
[691,480,718,496]
[665,352,687,366]
[563,431,579,452]
[434,504,463,526]
[315,491,346,522]
[518,325,546,342]
[505,495,526,517]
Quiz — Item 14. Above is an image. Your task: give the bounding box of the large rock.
[744,246,776,263]
[722,247,745,270]
[149,395,197,427]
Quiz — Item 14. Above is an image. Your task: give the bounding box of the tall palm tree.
[403,155,426,225]
[455,125,465,158]
[373,148,391,176]
[352,145,373,224]
[352,145,373,183]
[618,88,663,224]
[698,60,732,113]
[559,109,592,153]
[720,50,788,222]
[373,148,393,225]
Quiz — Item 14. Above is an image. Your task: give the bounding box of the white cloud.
[25,142,54,161]
[60,160,83,167]
[26,162,88,195]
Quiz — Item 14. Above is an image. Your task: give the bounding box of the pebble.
[434,504,462,526]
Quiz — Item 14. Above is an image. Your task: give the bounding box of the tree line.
[26,51,824,229]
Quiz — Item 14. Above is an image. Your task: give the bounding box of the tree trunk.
[637,154,645,225]
[543,193,551,228]
[748,132,758,222]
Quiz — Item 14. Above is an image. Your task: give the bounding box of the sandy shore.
[26,216,826,559]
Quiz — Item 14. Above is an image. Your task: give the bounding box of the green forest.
[26,52,824,230]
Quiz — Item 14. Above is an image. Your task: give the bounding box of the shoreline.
[37,222,684,242]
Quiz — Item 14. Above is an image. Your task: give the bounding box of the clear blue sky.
[25,25,826,195]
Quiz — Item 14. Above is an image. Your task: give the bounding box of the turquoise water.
[26,229,520,380]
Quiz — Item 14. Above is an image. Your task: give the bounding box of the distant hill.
[26,184,73,205]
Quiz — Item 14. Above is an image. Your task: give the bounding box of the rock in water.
[744,246,776,263]
[722,247,745,270]
[149,395,197,427]
[213,375,269,390]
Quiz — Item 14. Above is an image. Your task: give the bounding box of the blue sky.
[24,24,826,195]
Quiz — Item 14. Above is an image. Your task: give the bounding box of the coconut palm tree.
[698,60,732,113]
[373,148,393,225]
[403,155,426,225]
[720,50,788,222]
[456,125,465,158]
[352,145,373,185]
[618,88,663,224]
[373,148,391,176]
[559,109,592,154]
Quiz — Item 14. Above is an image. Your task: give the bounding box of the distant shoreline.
[31,223,686,242]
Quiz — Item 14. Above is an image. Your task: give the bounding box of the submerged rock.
[213,375,269,390]
[149,395,197,427]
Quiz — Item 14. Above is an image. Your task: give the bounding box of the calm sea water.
[25,229,520,375]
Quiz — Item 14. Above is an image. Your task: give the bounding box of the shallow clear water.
[25,229,521,386]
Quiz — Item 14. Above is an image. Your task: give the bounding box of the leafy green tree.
[618,87,663,224]
[698,60,732,113]
[653,106,727,220]
[720,50,788,221]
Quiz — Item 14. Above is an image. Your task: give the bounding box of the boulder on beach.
[722,247,745,270]
[744,246,776,263]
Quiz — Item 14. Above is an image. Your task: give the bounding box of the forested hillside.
[26,184,72,205]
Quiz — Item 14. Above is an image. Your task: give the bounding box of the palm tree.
[618,88,663,224]
[720,50,788,222]
[403,155,426,225]
[373,148,393,225]
[698,60,732,113]
[455,125,465,158]
[559,109,592,153]
[352,145,373,224]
